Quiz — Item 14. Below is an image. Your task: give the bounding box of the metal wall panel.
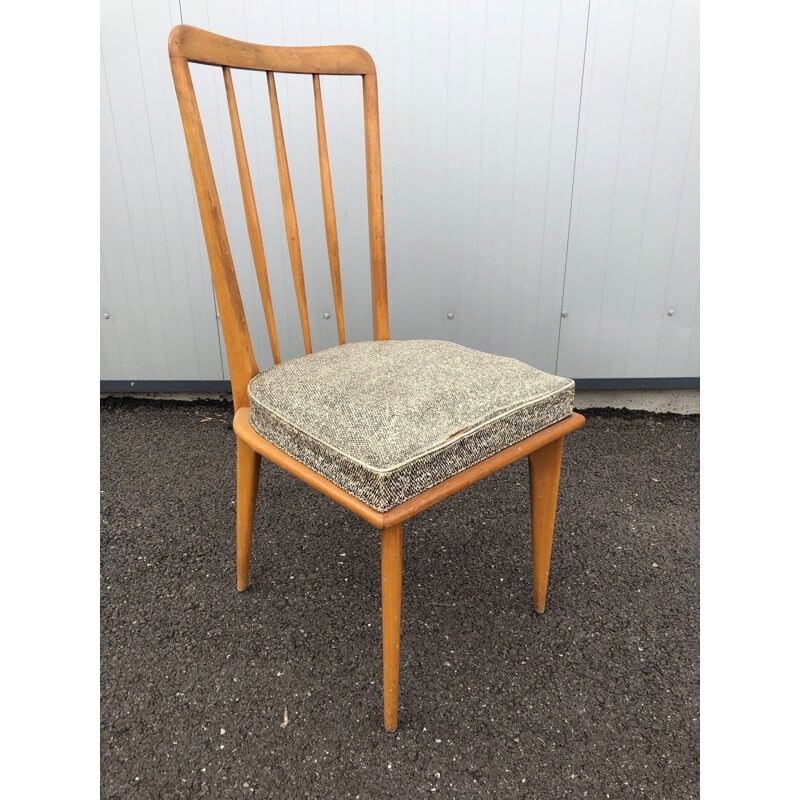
[101,0,589,379]
[101,0,223,381]
[100,0,699,383]
[556,0,700,379]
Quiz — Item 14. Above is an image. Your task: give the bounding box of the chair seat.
[248,339,575,512]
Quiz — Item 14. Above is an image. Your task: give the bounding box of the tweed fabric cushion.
[248,339,574,512]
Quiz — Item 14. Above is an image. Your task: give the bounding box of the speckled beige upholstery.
[248,339,574,512]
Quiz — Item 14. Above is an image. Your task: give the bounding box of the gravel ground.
[100,399,699,799]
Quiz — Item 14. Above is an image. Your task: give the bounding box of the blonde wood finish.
[169,25,376,75]
[380,525,402,732]
[528,437,565,614]
[233,407,585,530]
[170,25,585,730]
[236,438,262,591]
[169,25,388,403]
[222,67,281,365]
[313,73,346,345]
[363,73,390,340]
[169,53,258,412]
[267,71,313,355]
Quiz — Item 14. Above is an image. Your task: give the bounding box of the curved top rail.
[168,25,376,75]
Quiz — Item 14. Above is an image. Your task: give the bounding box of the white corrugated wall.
[100,0,699,385]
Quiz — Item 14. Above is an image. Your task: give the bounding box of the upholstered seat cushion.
[248,339,574,512]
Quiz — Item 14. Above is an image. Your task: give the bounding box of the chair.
[168,24,585,731]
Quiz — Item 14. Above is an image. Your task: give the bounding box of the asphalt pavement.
[101,399,699,799]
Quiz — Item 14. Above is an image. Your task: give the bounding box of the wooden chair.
[168,25,585,731]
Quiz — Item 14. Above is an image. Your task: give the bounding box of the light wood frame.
[168,25,585,732]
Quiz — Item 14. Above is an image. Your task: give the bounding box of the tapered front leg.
[236,437,261,592]
[380,524,403,731]
[528,437,565,614]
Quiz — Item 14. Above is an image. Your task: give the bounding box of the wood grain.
[169,25,376,75]
[381,524,403,731]
[236,437,261,592]
[528,437,565,613]
[169,54,258,411]
[362,73,390,340]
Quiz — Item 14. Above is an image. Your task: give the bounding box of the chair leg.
[380,524,403,732]
[236,436,261,592]
[528,436,565,614]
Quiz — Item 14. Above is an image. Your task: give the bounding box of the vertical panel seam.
[622,0,676,376]
[529,0,564,365]
[131,4,183,376]
[440,0,453,342]
[464,0,490,349]
[589,4,637,374]
[101,48,149,378]
[555,0,592,374]
[656,81,699,373]
[499,0,526,355]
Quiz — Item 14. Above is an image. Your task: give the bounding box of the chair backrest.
[168,25,389,410]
